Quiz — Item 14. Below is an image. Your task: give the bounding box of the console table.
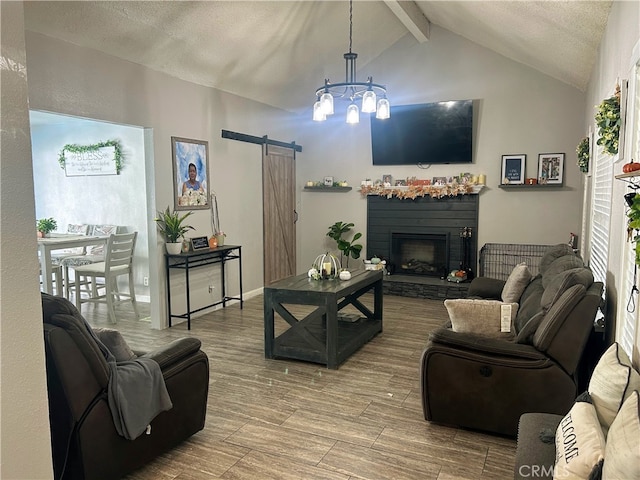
[165,245,243,329]
[264,269,383,369]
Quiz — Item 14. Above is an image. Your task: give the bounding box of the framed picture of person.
[171,137,210,210]
[537,153,565,185]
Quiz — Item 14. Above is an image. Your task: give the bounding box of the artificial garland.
[58,139,123,173]
[576,137,590,173]
[595,85,621,156]
[360,183,476,200]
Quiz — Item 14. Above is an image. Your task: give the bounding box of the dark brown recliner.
[42,294,209,480]
[420,244,603,437]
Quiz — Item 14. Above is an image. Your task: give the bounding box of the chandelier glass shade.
[313,0,390,124]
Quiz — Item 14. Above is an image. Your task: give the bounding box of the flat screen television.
[370,100,473,165]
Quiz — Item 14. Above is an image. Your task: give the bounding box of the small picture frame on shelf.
[432,176,447,185]
[537,153,564,185]
[323,176,334,186]
[190,236,210,251]
[382,174,392,186]
[501,154,526,185]
[395,179,406,186]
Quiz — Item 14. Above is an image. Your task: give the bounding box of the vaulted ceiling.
[24,1,612,115]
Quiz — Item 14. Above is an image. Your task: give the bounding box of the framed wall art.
[538,153,564,185]
[171,137,210,210]
[501,154,526,185]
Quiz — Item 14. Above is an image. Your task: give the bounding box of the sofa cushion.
[553,393,605,480]
[502,262,532,303]
[540,268,593,311]
[602,390,640,479]
[93,327,137,362]
[538,244,576,274]
[514,277,544,332]
[532,284,586,352]
[516,311,545,344]
[444,299,517,339]
[588,343,640,435]
[541,255,585,288]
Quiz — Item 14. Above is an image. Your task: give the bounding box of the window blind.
[589,144,613,287]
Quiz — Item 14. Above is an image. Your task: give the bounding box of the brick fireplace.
[366,195,479,299]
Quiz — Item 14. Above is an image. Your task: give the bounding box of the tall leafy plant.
[154,206,194,243]
[327,221,362,268]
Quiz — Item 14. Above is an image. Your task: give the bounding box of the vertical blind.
[589,144,613,288]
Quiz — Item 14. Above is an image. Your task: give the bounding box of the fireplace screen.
[391,233,449,277]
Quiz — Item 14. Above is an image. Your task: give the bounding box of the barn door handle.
[294,210,298,223]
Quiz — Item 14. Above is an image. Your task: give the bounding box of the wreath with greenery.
[58,140,123,174]
[576,137,590,173]
[595,85,621,156]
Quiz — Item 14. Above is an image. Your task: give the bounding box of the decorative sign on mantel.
[58,140,123,176]
[360,184,483,200]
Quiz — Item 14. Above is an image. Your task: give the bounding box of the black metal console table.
[165,245,243,329]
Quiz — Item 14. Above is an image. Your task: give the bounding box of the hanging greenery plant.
[576,137,590,173]
[626,193,640,266]
[58,140,123,173]
[594,85,621,156]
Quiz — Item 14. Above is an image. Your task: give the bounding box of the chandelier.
[313,0,390,124]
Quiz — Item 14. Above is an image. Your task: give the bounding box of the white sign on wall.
[64,146,117,176]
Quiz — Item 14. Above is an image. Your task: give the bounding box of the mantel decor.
[595,84,621,156]
[360,183,481,200]
[58,140,122,176]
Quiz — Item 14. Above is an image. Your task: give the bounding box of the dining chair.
[72,232,139,323]
[62,224,119,298]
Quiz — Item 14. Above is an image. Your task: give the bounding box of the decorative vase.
[216,234,225,247]
[166,242,182,255]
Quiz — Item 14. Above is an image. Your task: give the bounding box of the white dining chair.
[72,232,139,323]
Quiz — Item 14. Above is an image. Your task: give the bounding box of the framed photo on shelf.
[171,137,210,210]
[323,176,334,186]
[382,174,392,186]
[537,153,564,185]
[501,154,526,185]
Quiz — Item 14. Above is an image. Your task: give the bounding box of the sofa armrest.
[467,277,505,299]
[428,328,546,360]
[514,413,562,480]
[139,337,203,370]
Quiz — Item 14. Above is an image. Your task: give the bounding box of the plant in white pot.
[154,206,194,254]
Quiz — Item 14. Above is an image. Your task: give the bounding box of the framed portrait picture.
[323,176,334,186]
[538,153,564,185]
[501,154,526,185]
[172,137,210,210]
[382,174,392,185]
[432,176,447,185]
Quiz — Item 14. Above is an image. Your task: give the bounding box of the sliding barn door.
[262,145,296,285]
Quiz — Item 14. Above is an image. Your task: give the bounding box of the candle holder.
[312,253,341,279]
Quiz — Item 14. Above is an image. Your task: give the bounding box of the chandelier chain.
[349,0,353,54]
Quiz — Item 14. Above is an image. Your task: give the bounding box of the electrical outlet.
[143,276,149,286]
[208,285,214,293]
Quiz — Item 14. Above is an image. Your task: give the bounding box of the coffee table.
[264,269,383,369]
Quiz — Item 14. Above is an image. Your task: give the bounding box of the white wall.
[583,0,640,364]
[31,116,151,299]
[25,31,300,329]
[295,24,587,271]
[0,2,54,478]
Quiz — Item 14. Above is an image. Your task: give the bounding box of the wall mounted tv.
[370,100,474,165]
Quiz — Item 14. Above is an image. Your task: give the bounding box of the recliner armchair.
[42,293,209,479]
[420,244,603,436]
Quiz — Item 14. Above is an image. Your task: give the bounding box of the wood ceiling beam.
[383,0,430,43]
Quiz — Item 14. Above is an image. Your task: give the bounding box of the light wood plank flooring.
[79,293,516,480]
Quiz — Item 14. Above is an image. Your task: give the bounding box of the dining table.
[37,233,109,294]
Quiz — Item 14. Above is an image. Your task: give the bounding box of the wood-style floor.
[80,293,516,480]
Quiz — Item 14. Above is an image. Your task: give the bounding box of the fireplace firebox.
[391,233,449,277]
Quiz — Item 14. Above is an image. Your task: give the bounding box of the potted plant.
[154,206,194,254]
[327,221,363,270]
[36,217,57,238]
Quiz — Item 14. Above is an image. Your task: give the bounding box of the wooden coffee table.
[264,269,383,369]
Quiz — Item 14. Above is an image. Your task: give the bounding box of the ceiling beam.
[383,1,430,43]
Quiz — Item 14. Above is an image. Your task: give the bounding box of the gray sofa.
[421,244,604,436]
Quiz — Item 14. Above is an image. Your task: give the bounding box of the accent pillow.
[588,343,640,436]
[444,299,518,339]
[501,262,532,303]
[602,391,640,480]
[553,393,605,480]
[93,327,137,362]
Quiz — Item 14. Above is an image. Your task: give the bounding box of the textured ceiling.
[24,1,612,115]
